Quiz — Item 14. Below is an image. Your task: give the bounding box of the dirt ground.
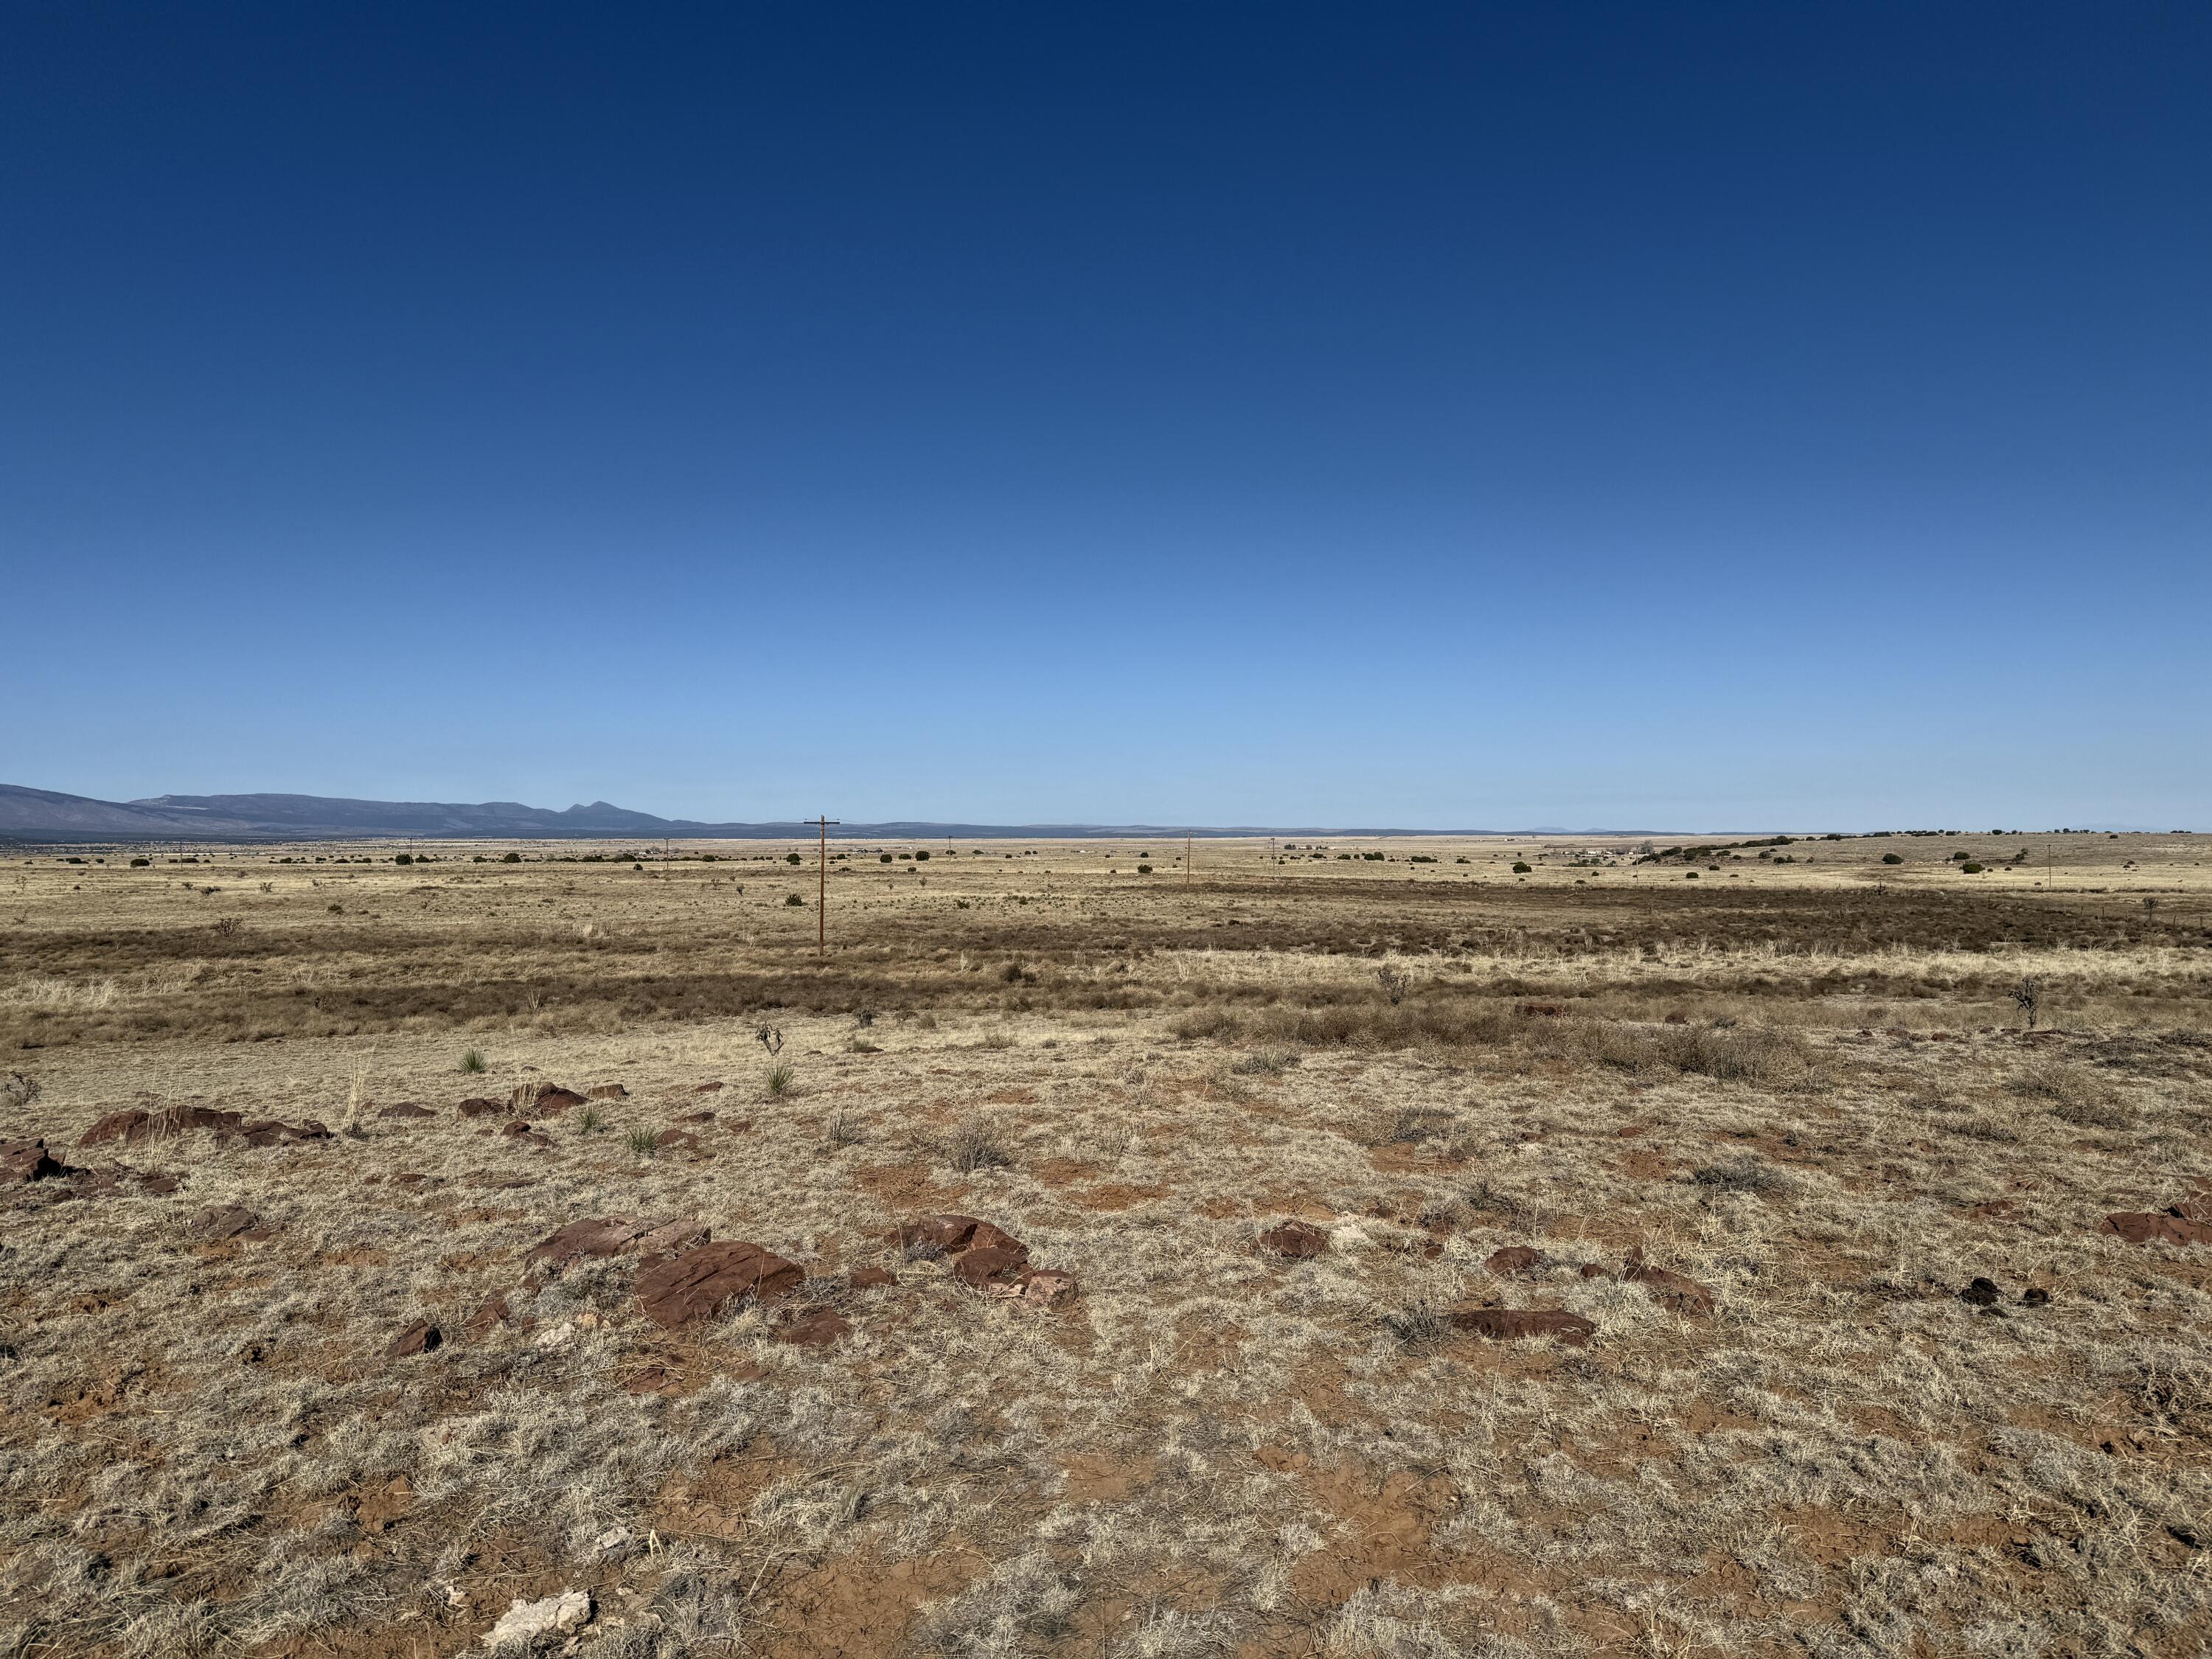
[3,830,2210,1657]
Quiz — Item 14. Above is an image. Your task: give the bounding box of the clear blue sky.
[5,4,2206,830]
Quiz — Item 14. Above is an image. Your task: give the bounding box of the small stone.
[1484,1246,1545,1276]
[482,1589,591,1648]
[848,1266,897,1289]
[2020,1287,2052,1307]
[457,1097,507,1118]
[1623,1253,1714,1316]
[586,1084,628,1100]
[1959,1277,2001,1307]
[379,1102,437,1119]
[776,1309,852,1347]
[388,1321,442,1357]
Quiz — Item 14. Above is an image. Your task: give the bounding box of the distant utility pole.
[807,816,840,956]
[1186,829,1194,889]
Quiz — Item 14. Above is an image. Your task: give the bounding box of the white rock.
[484,1589,592,1647]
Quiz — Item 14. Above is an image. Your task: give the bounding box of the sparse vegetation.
[1,830,2207,1657]
[944,1114,1012,1172]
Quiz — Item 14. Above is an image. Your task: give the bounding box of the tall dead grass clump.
[1568,1018,1815,1086]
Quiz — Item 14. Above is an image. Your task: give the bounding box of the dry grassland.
[3,832,2211,1658]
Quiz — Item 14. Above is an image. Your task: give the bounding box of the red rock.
[83,1105,254,1144]
[2175,1193,2212,1222]
[900,1213,984,1251]
[387,1321,442,1357]
[464,1294,512,1338]
[587,1084,628,1100]
[675,1109,717,1124]
[79,1110,150,1147]
[637,1219,710,1259]
[1579,1263,1612,1280]
[499,1120,552,1147]
[531,1085,586,1113]
[625,1363,675,1395]
[379,1102,437,1119]
[527,1216,660,1264]
[457,1097,507,1118]
[240,1118,329,1147]
[694,1081,724,1094]
[1259,1220,1330,1259]
[2104,1211,2212,1247]
[776,1310,852,1348]
[952,1245,1029,1287]
[848,1266,898,1289]
[136,1173,183,1196]
[636,1241,803,1327]
[1451,1307,1595,1345]
[1624,1255,1715,1315]
[968,1222,1028,1259]
[190,1204,262,1242]
[1,1140,66,1183]
[1484,1246,1546,1276]
[653,1127,705,1154]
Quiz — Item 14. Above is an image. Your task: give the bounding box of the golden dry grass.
[2,832,2210,1657]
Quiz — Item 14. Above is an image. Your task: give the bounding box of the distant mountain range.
[1,783,1618,843]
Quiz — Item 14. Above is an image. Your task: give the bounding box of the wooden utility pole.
[807,816,840,956]
[1186,830,1194,889]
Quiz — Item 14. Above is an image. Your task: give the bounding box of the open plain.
[4,831,2211,1658]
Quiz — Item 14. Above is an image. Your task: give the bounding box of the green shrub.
[785,893,804,906]
[1961,861,1984,873]
[880,853,893,863]
[502,851,521,863]
[1137,863,1152,874]
[1512,861,1532,874]
[765,1062,796,1096]
[785,852,802,866]
[1882,852,1902,864]
[460,1048,487,1074]
[394,852,413,865]
[129,857,150,867]
[626,1127,660,1158]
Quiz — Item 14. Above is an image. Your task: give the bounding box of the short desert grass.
[1,835,2209,1657]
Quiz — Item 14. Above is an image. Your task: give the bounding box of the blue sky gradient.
[5,4,2207,828]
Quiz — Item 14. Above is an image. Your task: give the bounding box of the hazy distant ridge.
[0,783,1624,843]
